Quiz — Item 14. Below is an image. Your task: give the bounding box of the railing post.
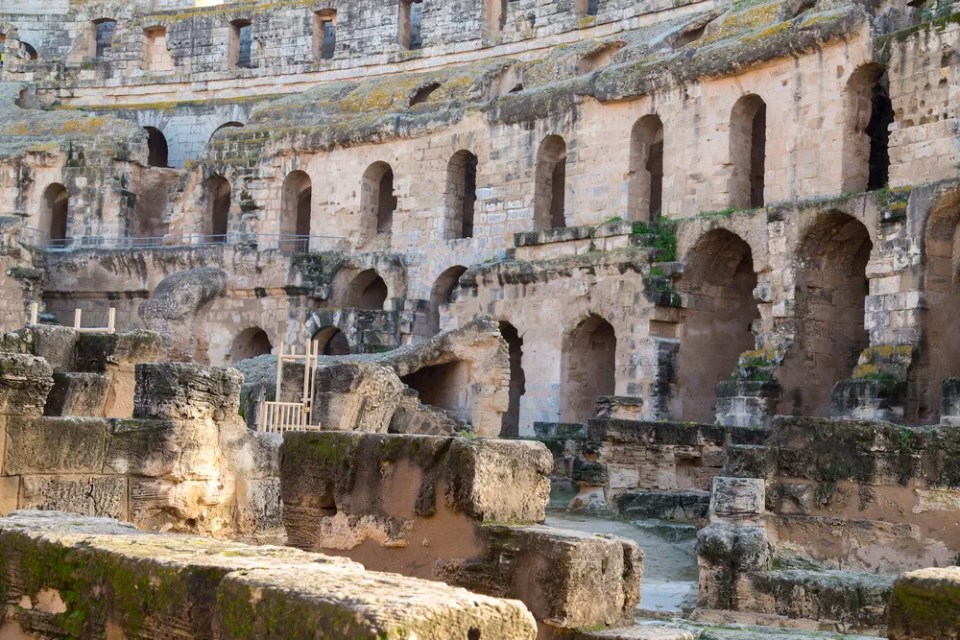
[73,309,82,330]
[107,308,116,334]
[29,302,38,325]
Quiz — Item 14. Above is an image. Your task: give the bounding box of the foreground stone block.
[888,567,960,640]
[0,511,538,640]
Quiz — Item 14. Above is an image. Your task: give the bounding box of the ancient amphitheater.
[0,0,957,637]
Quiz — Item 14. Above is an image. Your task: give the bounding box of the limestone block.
[0,511,537,640]
[75,330,162,373]
[134,362,242,421]
[44,372,109,417]
[696,523,773,610]
[709,477,765,523]
[19,475,126,519]
[17,325,77,372]
[889,567,960,640]
[438,524,642,630]
[0,353,53,415]
[103,419,180,477]
[4,417,107,474]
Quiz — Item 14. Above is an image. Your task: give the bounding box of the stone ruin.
[1,0,960,637]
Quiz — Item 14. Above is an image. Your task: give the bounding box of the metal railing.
[19,228,346,253]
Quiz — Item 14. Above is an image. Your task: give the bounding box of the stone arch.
[780,212,873,417]
[729,94,766,209]
[209,121,244,144]
[361,161,396,240]
[229,18,253,68]
[345,269,389,310]
[445,150,478,240]
[40,183,69,246]
[314,325,350,356]
[918,189,960,421]
[401,361,472,423]
[628,115,664,222]
[399,0,424,50]
[499,320,526,438]
[534,134,567,230]
[560,314,616,423]
[93,18,117,59]
[429,265,467,332]
[230,327,272,362]
[677,229,760,422]
[145,127,169,168]
[205,175,231,242]
[842,63,893,194]
[281,170,312,246]
[313,9,337,60]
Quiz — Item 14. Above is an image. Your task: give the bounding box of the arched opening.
[229,19,253,68]
[446,151,478,240]
[842,64,893,194]
[780,213,872,417]
[361,162,396,240]
[484,0,508,38]
[205,176,231,243]
[628,115,664,221]
[281,170,312,249]
[576,0,600,16]
[143,26,173,72]
[93,19,117,59]
[918,191,960,421]
[314,326,350,356]
[409,82,440,107]
[345,269,389,310]
[145,127,169,168]
[399,0,424,50]
[230,327,272,362]
[401,360,471,422]
[313,9,337,60]
[534,135,567,230]
[41,184,69,246]
[499,321,526,438]
[21,42,38,60]
[677,230,759,422]
[429,265,467,332]
[729,95,766,209]
[560,315,616,424]
[209,121,244,144]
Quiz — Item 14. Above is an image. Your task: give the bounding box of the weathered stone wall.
[0,510,538,640]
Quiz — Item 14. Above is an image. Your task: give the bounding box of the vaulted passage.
[781,213,872,417]
[41,183,69,245]
[560,315,616,424]
[281,170,312,250]
[399,0,424,50]
[206,176,231,242]
[230,327,272,362]
[346,269,389,310]
[628,115,664,221]
[843,64,893,193]
[918,190,960,422]
[401,360,471,423]
[678,230,759,423]
[362,162,396,241]
[499,321,526,438]
[314,326,350,355]
[535,135,567,230]
[430,266,467,333]
[446,151,478,239]
[730,95,766,209]
[145,127,168,168]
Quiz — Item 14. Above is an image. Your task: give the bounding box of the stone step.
[737,569,894,633]
[43,371,108,416]
[616,490,710,523]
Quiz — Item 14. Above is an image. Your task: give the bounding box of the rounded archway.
[560,314,616,424]
[677,229,759,422]
[780,213,872,417]
[205,175,231,242]
[145,127,169,168]
[281,170,312,249]
[40,183,69,245]
[729,94,767,209]
[534,135,567,230]
[314,326,350,356]
[628,115,664,221]
[499,320,526,438]
[345,269,389,310]
[842,64,892,194]
[230,327,272,362]
[429,265,467,333]
[361,162,395,241]
[446,151,478,240]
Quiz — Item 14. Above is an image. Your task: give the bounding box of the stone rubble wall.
[0,510,538,640]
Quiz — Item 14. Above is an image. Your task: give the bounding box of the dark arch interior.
[499,321,526,438]
[315,326,350,356]
[145,127,169,168]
